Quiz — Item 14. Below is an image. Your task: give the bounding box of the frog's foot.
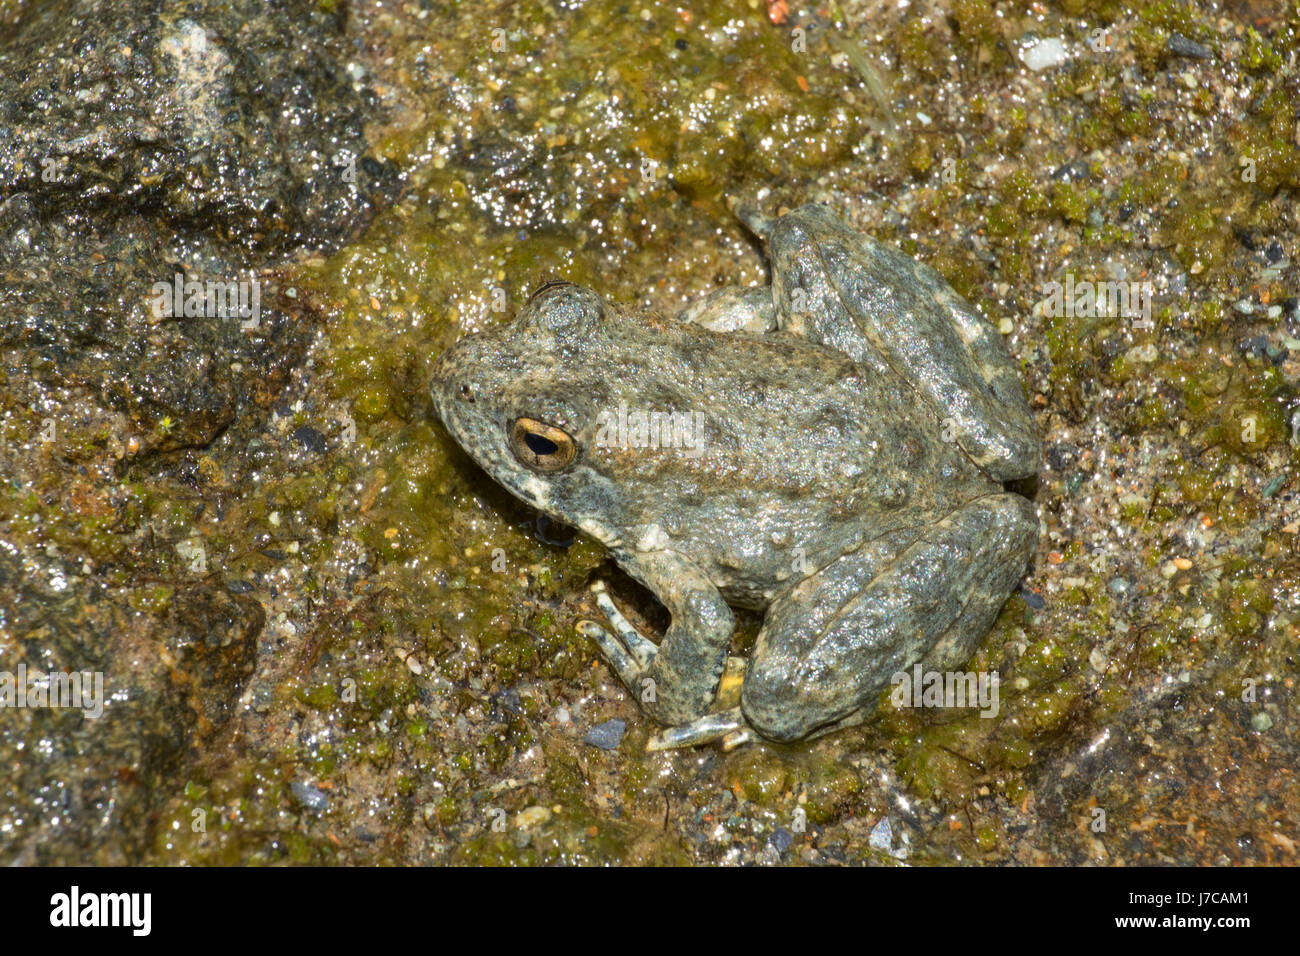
[577,580,659,691]
[580,578,743,744]
[646,707,756,752]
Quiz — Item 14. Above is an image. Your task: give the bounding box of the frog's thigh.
[769,205,1039,480]
[741,494,1037,742]
[676,286,777,334]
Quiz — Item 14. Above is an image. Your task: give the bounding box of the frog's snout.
[429,345,471,428]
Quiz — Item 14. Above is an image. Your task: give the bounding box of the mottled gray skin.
[430,203,1040,745]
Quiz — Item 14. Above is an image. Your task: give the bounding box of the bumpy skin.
[430,203,1040,744]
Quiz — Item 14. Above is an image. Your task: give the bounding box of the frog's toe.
[729,196,777,241]
[646,707,751,751]
[578,619,645,690]
[580,580,661,695]
[589,580,657,669]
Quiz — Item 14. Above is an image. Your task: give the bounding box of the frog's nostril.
[459,384,475,403]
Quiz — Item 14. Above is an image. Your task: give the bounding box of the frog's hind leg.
[741,493,1038,742]
[765,204,1040,480]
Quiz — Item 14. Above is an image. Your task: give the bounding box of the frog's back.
[592,315,996,601]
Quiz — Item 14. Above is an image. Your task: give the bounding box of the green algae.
[6,0,1295,865]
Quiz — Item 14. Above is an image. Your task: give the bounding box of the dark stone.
[0,551,260,864]
[770,827,794,854]
[0,0,398,254]
[1167,33,1214,59]
[1051,159,1091,182]
[1046,443,1076,471]
[1237,334,1270,359]
[584,718,627,750]
[0,0,399,457]
[0,0,394,864]
[292,425,328,455]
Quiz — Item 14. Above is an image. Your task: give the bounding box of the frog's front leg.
[578,549,734,726]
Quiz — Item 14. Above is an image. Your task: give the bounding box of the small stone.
[584,718,626,750]
[1019,585,1046,609]
[1167,33,1213,59]
[770,827,794,855]
[1261,475,1286,498]
[514,806,552,831]
[869,816,893,851]
[291,781,328,811]
[1251,712,1273,733]
[1020,37,1070,71]
[292,425,327,454]
[1052,159,1091,182]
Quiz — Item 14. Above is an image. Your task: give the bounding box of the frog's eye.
[528,279,574,301]
[510,417,577,473]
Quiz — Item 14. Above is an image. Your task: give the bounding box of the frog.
[429,200,1040,750]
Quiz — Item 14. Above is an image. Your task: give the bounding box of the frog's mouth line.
[433,389,551,513]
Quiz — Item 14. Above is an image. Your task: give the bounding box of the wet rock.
[0,551,260,864]
[1032,665,1297,864]
[0,0,392,865]
[1167,33,1214,60]
[0,0,398,455]
[0,0,397,253]
[0,211,317,454]
[584,718,627,750]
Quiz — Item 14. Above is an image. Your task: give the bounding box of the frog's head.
[430,281,627,539]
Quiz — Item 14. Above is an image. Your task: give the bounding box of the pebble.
[769,827,794,855]
[291,425,327,454]
[291,781,329,811]
[1020,37,1070,71]
[584,718,626,750]
[514,806,552,831]
[869,816,893,852]
[1167,33,1214,59]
